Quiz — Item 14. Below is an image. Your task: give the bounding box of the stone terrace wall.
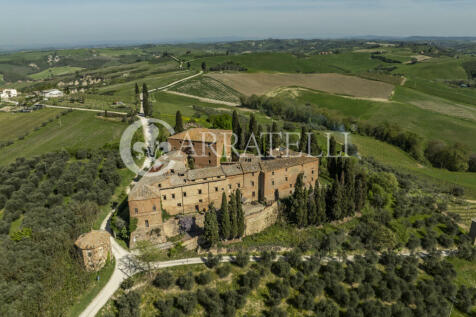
[244,202,279,237]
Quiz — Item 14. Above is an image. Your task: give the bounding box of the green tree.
[201,62,207,71]
[236,189,245,237]
[327,176,344,221]
[219,192,231,240]
[134,240,161,279]
[229,192,238,239]
[314,180,327,225]
[142,83,150,116]
[298,126,307,152]
[203,204,219,248]
[232,110,242,149]
[271,121,281,149]
[291,173,308,227]
[134,83,140,114]
[175,110,184,133]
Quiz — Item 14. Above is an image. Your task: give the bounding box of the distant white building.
[0,89,18,100]
[41,89,64,98]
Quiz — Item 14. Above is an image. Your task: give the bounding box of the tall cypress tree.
[219,192,231,240]
[328,135,338,178]
[236,189,245,237]
[203,204,219,248]
[232,110,241,148]
[343,159,356,216]
[354,172,368,212]
[271,121,281,150]
[248,114,258,140]
[298,126,308,153]
[326,176,343,221]
[292,173,308,227]
[308,186,318,225]
[175,111,184,133]
[142,83,150,116]
[134,83,140,114]
[310,133,321,156]
[229,192,238,239]
[315,183,327,225]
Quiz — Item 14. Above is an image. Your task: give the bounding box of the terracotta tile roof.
[259,156,318,171]
[128,183,161,201]
[187,166,224,180]
[221,164,243,176]
[168,128,232,143]
[240,162,261,173]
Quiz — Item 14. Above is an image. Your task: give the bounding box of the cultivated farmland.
[208,72,395,100]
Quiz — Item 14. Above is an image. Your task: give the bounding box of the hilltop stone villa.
[128,128,319,248]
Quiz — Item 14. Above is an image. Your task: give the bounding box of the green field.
[170,75,242,103]
[29,66,84,80]
[0,108,64,142]
[0,111,127,165]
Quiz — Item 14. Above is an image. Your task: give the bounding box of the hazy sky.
[1,0,475,49]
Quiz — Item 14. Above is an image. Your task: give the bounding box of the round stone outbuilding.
[74,230,111,272]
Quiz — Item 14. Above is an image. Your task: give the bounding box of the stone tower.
[75,230,111,272]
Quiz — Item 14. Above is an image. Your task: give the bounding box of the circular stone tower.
[74,230,111,272]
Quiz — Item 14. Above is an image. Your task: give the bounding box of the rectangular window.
[228,184,232,189]
[290,183,292,188]
[252,191,256,197]
[285,176,288,181]
[163,195,167,200]
[252,172,255,176]
[272,171,275,175]
[177,203,182,207]
[199,199,203,203]
[208,160,211,164]
[312,170,314,174]
[172,193,175,199]
[183,192,187,197]
[145,220,149,228]
[272,180,275,186]
[251,181,255,186]
[237,183,240,188]
[134,208,138,214]
[198,189,202,194]
[171,169,175,173]
[215,187,218,192]
[153,205,156,211]
[158,183,162,188]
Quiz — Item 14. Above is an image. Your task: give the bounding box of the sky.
[1,0,475,50]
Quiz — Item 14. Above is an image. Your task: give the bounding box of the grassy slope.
[291,89,476,152]
[0,111,127,165]
[0,108,64,142]
[334,133,476,198]
[29,66,84,80]
[170,76,242,103]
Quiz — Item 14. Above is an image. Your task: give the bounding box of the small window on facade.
[237,183,240,188]
[172,193,175,199]
[183,192,187,197]
[208,152,211,156]
[208,160,211,164]
[199,199,203,203]
[177,203,182,206]
[215,187,219,192]
[163,195,167,200]
[252,172,255,176]
[195,205,199,211]
[198,189,202,194]
[252,191,256,197]
[285,176,288,181]
[312,170,314,174]
[153,205,156,211]
[145,220,149,228]
[272,180,275,186]
[134,208,138,214]
[251,181,255,186]
[272,171,275,175]
[228,184,232,189]
[286,168,288,172]
[290,183,292,188]
[158,183,162,188]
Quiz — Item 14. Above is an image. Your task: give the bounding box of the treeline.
[371,53,402,64]
[202,190,245,248]
[462,60,476,79]
[0,149,124,316]
[240,95,475,172]
[208,61,247,72]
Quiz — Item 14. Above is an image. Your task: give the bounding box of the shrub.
[195,271,214,285]
[153,272,174,289]
[233,251,249,268]
[271,260,291,278]
[174,293,197,315]
[216,264,232,278]
[120,277,134,290]
[176,272,194,290]
[205,252,222,268]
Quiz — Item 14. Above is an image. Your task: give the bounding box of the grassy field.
[170,76,242,103]
[208,72,395,99]
[448,257,476,316]
[29,66,84,80]
[331,133,476,198]
[0,111,127,165]
[0,108,64,142]
[288,89,476,152]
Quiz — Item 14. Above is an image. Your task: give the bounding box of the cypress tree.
[134,83,140,114]
[310,133,321,156]
[175,111,184,133]
[298,126,307,152]
[219,192,231,240]
[292,174,308,227]
[327,135,338,178]
[343,159,356,216]
[236,189,245,237]
[142,83,150,116]
[326,176,343,221]
[315,183,327,225]
[308,187,318,225]
[229,192,238,239]
[271,121,281,149]
[232,110,241,147]
[248,114,258,140]
[354,172,368,212]
[203,204,219,248]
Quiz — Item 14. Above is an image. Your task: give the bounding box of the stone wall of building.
[75,230,111,272]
